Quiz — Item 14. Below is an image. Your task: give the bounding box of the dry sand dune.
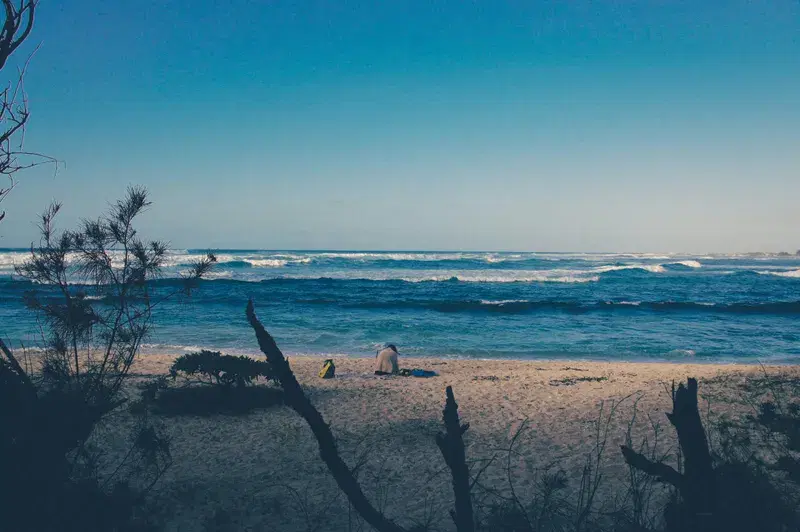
[117,355,800,531]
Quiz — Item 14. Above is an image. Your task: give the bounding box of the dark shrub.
[141,351,282,416]
[1,356,165,532]
[169,350,277,388]
[1,188,213,531]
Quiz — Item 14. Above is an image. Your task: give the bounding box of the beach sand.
[119,355,800,531]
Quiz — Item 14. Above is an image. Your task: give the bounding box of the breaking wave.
[758,269,800,279]
[666,260,702,269]
[275,271,601,283]
[298,298,800,315]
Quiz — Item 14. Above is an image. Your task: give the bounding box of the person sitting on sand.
[375,344,400,375]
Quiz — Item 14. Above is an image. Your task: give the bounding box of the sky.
[0,0,799,252]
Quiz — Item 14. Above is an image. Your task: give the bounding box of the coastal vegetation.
[136,350,283,416]
[168,350,277,388]
[0,187,215,531]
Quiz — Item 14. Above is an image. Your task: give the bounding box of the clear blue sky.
[2,0,799,252]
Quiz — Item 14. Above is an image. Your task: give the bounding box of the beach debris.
[472,375,511,382]
[549,376,608,386]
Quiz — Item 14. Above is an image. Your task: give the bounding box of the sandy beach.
[108,355,800,531]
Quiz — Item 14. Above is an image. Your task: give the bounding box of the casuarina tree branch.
[246,300,407,532]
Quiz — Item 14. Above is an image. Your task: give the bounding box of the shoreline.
[132,353,800,381]
[137,349,800,367]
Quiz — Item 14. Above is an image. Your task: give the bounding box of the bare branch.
[0,336,35,392]
[0,1,51,221]
[620,445,683,489]
[0,1,35,70]
[246,300,407,532]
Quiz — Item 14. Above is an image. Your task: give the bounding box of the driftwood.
[436,386,474,532]
[621,378,715,531]
[246,301,408,532]
[0,337,34,392]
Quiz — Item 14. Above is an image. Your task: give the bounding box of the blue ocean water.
[1,250,799,363]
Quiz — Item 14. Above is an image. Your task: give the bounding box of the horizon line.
[2,247,799,256]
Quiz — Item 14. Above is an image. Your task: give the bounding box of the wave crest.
[299,297,800,315]
[667,260,702,269]
[759,269,800,278]
[594,264,666,274]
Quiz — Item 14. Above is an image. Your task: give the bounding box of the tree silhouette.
[0,1,53,222]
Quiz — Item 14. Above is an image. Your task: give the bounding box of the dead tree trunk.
[621,378,715,532]
[436,386,474,532]
[246,301,407,532]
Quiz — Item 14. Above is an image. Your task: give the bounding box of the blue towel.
[410,369,436,378]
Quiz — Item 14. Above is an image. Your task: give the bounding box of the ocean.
[1,249,799,363]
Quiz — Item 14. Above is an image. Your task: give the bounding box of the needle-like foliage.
[1,187,215,531]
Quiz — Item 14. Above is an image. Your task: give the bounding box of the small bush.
[1,358,167,532]
[480,471,572,532]
[2,187,211,531]
[169,350,277,388]
[137,351,283,416]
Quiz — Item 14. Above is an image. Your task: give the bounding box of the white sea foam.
[406,273,599,283]
[412,274,600,283]
[160,253,312,268]
[479,299,530,305]
[620,254,674,260]
[0,251,26,267]
[593,264,666,274]
[200,270,234,280]
[162,252,230,267]
[299,252,546,263]
[140,343,213,355]
[668,349,697,357]
[246,259,289,267]
[0,250,132,271]
[2,249,789,286]
[561,253,675,261]
[312,252,468,261]
[275,269,601,283]
[672,260,702,268]
[758,269,800,278]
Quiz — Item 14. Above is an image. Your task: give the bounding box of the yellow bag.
[319,359,335,379]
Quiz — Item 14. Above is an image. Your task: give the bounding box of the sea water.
[1,250,799,362]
